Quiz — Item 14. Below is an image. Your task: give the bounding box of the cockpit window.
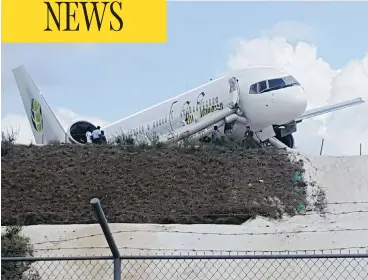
[259,81,267,93]
[250,84,258,94]
[268,78,285,89]
[249,75,300,94]
[282,75,300,86]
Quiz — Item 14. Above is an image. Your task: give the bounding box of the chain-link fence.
[3,198,368,279]
[2,253,368,280]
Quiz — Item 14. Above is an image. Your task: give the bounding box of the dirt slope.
[1,144,307,225]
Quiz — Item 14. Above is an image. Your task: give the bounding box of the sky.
[1,1,368,156]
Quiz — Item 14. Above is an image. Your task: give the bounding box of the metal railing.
[2,198,368,280]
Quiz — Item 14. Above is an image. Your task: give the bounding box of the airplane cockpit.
[249,75,301,94]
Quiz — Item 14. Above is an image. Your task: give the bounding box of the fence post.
[319,139,324,155]
[360,143,362,156]
[90,198,121,280]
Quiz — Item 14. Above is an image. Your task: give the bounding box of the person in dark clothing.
[100,130,107,143]
[243,126,256,149]
[244,126,253,137]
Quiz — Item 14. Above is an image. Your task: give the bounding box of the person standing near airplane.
[211,125,224,144]
[91,126,102,144]
[86,131,92,143]
[100,130,107,144]
[243,126,256,149]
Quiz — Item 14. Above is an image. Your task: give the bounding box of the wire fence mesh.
[2,253,368,280]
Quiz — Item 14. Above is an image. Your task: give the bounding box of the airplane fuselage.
[12,65,364,147]
[101,66,308,143]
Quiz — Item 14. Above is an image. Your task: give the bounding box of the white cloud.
[1,109,109,145]
[264,21,315,44]
[227,36,368,156]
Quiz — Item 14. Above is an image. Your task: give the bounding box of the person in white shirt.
[85,131,92,143]
[91,126,101,144]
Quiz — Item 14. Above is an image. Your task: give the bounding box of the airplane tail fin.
[12,65,67,144]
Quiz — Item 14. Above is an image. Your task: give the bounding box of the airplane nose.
[294,87,308,115]
[278,86,308,122]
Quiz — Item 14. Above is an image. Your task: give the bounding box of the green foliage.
[112,131,165,151]
[1,225,40,280]
[1,128,18,157]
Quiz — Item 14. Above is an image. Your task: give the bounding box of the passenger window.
[209,99,212,106]
[206,101,208,107]
[249,83,258,94]
[259,81,267,93]
[215,97,218,103]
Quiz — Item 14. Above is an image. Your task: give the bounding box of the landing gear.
[279,134,295,148]
[273,123,296,149]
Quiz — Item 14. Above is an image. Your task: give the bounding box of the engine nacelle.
[67,121,97,144]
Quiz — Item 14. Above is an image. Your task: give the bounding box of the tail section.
[12,65,67,144]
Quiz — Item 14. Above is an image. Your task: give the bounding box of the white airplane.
[12,65,364,149]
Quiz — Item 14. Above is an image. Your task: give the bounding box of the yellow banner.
[2,0,167,43]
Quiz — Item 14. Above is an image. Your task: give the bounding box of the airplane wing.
[295,97,365,123]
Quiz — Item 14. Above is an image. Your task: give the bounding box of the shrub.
[1,128,19,157]
[1,225,40,280]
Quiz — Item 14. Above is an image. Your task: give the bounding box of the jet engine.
[67,121,97,144]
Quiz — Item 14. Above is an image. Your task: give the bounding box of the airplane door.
[228,77,240,107]
[168,100,179,133]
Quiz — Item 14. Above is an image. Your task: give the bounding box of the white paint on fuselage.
[237,67,307,131]
[102,66,308,141]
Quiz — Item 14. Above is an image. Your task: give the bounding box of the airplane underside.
[197,121,296,149]
[66,118,296,150]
